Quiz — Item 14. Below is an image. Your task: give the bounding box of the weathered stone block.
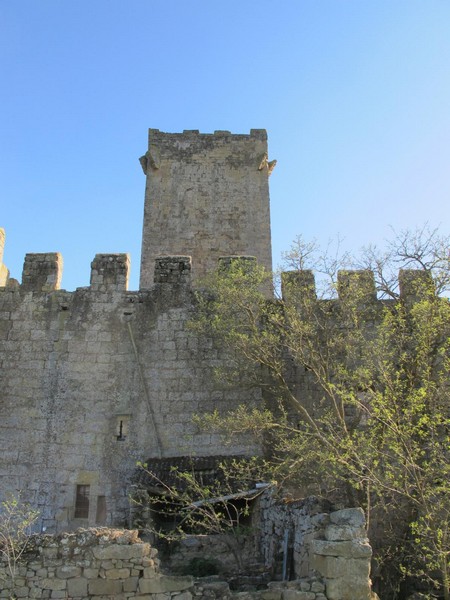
[313,555,370,580]
[154,256,192,285]
[67,577,88,597]
[41,547,59,558]
[281,270,317,304]
[312,539,371,558]
[48,591,66,598]
[56,565,81,578]
[11,587,30,598]
[40,578,67,591]
[399,269,434,302]
[105,567,130,579]
[268,582,285,590]
[92,543,149,560]
[172,592,193,600]
[325,524,366,541]
[199,581,230,594]
[260,591,282,600]
[123,576,139,592]
[282,591,315,600]
[88,578,123,595]
[337,271,376,303]
[329,508,365,528]
[143,565,157,578]
[83,567,99,578]
[138,575,193,594]
[325,576,372,600]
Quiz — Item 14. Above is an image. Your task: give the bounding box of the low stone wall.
[0,521,375,600]
[192,578,327,600]
[0,528,193,599]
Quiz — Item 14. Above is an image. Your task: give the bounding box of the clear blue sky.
[1,1,449,291]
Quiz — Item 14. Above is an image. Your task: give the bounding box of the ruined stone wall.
[257,494,373,600]
[139,129,273,287]
[0,517,373,600]
[0,528,194,599]
[0,252,261,533]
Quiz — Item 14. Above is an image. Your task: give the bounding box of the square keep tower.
[139,129,274,288]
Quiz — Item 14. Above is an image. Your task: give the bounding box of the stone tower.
[139,129,274,288]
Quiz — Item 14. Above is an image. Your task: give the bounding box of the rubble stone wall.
[257,496,373,600]
[0,528,193,599]
[0,523,374,600]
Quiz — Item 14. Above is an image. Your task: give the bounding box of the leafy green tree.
[191,229,450,598]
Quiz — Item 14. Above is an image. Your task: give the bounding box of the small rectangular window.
[116,415,130,441]
[75,484,90,519]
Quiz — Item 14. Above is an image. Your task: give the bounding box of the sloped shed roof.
[132,455,256,495]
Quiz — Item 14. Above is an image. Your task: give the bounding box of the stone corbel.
[139,146,161,175]
[258,153,277,176]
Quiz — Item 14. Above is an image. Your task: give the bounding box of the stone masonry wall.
[0,521,373,600]
[0,528,193,599]
[0,253,261,533]
[257,495,374,600]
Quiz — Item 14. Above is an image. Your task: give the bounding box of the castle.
[0,129,276,532]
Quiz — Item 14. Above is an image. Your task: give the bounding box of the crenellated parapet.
[281,270,317,305]
[21,252,63,292]
[90,253,130,292]
[337,270,377,303]
[154,256,191,285]
[281,268,436,305]
[0,237,194,295]
[399,268,435,303]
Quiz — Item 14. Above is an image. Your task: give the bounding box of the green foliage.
[0,493,39,597]
[190,247,450,598]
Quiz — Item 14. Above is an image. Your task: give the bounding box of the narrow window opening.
[75,484,90,519]
[116,415,129,441]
